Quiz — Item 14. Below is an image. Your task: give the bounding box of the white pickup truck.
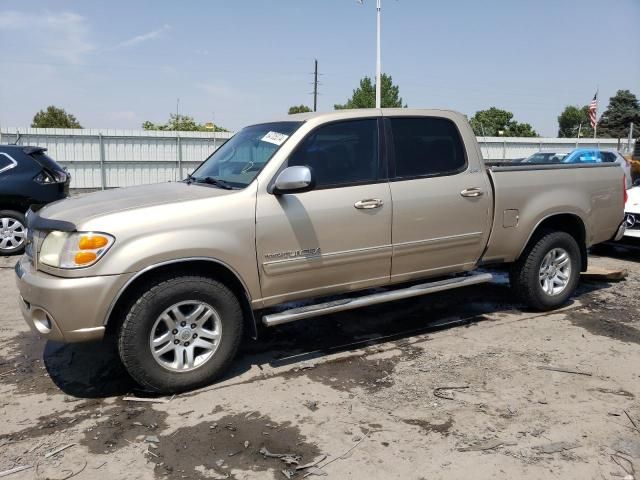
[16,109,626,392]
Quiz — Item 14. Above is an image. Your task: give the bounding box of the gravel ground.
[0,243,639,480]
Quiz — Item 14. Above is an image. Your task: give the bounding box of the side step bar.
[262,272,493,327]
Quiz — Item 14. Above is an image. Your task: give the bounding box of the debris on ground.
[624,410,640,435]
[44,443,76,459]
[303,400,319,411]
[0,465,32,478]
[433,385,469,400]
[296,455,327,471]
[259,447,302,464]
[457,438,516,452]
[536,366,592,376]
[144,435,160,444]
[122,396,171,404]
[532,441,580,454]
[581,266,628,282]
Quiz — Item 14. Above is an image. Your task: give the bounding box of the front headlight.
[40,231,115,269]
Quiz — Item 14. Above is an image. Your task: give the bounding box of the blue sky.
[0,0,638,136]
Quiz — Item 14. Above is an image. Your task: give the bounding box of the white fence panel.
[0,127,634,189]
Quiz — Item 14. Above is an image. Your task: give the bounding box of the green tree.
[334,74,406,109]
[469,107,538,137]
[288,105,312,114]
[142,113,228,132]
[597,90,640,141]
[31,106,82,128]
[557,105,592,138]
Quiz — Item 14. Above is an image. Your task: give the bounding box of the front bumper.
[15,256,133,343]
[623,212,640,239]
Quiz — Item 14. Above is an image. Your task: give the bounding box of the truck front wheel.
[509,230,581,311]
[118,275,243,393]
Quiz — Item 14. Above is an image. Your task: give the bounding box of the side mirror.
[272,166,314,195]
[634,178,640,188]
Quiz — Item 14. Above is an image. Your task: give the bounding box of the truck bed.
[481,162,624,264]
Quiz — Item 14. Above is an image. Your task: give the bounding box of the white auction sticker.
[261,131,289,146]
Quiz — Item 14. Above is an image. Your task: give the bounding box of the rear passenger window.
[0,153,17,173]
[288,119,379,188]
[390,117,466,178]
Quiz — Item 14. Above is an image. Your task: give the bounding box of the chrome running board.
[262,272,493,327]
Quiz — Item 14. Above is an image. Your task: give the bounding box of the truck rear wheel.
[509,230,580,311]
[118,275,243,393]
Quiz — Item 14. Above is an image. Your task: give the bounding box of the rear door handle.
[460,188,484,198]
[354,198,384,209]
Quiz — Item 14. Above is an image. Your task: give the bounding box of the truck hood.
[37,182,233,226]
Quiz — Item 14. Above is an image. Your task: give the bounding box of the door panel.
[255,118,391,306]
[256,183,392,305]
[390,173,490,282]
[386,116,491,282]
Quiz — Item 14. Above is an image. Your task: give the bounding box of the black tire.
[118,275,243,393]
[509,230,581,311]
[0,210,27,256]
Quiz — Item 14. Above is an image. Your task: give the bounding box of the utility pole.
[375,0,382,109]
[313,59,318,112]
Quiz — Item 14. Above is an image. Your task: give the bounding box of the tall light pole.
[375,0,381,109]
[359,0,382,109]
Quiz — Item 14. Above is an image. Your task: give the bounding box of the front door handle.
[460,188,484,198]
[354,198,384,209]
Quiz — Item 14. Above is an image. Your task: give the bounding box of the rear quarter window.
[0,152,17,173]
[29,151,64,172]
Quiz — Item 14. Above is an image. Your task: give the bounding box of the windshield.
[190,121,303,188]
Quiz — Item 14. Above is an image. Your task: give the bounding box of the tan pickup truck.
[15,109,626,393]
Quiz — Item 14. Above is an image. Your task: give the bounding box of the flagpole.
[593,88,598,139]
[375,0,382,109]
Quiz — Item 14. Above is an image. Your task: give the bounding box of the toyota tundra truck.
[15,109,626,393]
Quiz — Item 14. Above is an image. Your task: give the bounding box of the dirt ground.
[1,243,639,480]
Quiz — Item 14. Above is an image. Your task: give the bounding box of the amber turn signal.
[79,235,109,250]
[74,251,98,265]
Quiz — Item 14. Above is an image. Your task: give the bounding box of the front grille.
[625,213,640,230]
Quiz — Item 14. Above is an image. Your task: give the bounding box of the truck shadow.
[40,273,611,399]
[591,239,640,263]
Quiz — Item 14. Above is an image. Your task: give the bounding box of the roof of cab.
[272,108,467,124]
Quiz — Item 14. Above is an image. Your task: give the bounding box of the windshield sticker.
[261,131,289,146]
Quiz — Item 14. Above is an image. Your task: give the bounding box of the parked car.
[623,183,640,239]
[562,148,632,189]
[15,109,625,393]
[520,152,568,163]
[0,145,69,255]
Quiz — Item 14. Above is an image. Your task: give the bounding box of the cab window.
[287,119,379,188]
[389,117,466,178]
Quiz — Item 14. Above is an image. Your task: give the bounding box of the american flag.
[588,91,598,129]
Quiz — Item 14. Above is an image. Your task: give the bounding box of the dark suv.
[0,145,70,255]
